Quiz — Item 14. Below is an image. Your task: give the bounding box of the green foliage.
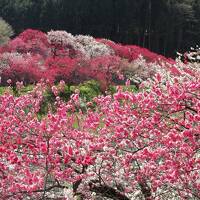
[123,85,138,93]
[70,80,102,101]
[59,85,72,102]
[20,85,34,94]
[0,80,137,117]
[108,84,138,95]
[37,87,56,117]
[0,18,14,45]
[0,80,101,115]
[0,85,34,96]
[38,80,101,116]
[8,85,34,97]
[0,87,7,95]
[107,85,117,95]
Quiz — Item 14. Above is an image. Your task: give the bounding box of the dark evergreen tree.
[0,0,199,57]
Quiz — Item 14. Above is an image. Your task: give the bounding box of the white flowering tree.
[47,30,114,58]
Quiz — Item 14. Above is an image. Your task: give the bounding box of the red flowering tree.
[44,56,78,83]
[76,55,121,90]
[98,39,175,65]
[0,54,43,86]
[8,29,49,56]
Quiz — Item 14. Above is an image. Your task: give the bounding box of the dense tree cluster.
[0,29,176,90]
[0,27,199,200]
[0,0,200,57]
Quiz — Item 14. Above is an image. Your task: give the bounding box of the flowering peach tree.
[0,69,199,200]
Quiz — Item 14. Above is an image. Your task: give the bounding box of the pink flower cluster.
[0,73,199,199]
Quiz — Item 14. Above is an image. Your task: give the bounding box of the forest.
[0,0,200,57]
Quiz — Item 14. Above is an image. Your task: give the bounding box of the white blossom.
[47,30,114,58]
